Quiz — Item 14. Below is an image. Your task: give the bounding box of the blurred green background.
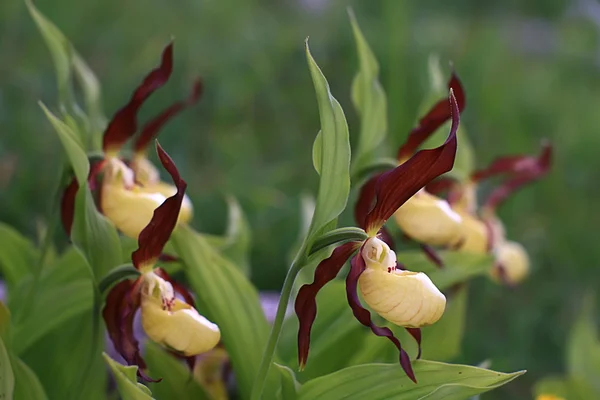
[1,0,599,397]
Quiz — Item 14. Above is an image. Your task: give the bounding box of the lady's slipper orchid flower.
[295,91,460,382]
[102,142,220,381]
[60,43,200,239]
[356,72,466,264]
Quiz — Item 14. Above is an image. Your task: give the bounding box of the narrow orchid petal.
[420,244,443,269]
[154,268,196,308]
[60,159,106,236]
[133,79,203,154]
[102,43,174,154]
[295,241,360,369]
[364,91,460,235]
[354,173,382,231]
[346,253,416,382]
[483,141,552,210]
[102,279,158,381]
[131,142,187,269]
[396,71,465,160]
[405,327,422,359]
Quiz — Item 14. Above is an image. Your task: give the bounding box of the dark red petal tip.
[131,142,187,269]
[483,141,552,210]
[134,79,204,154]
[102,43,174,154]
[365,90,460,234]
[354,173,382,231]
[404,327,422,359]
[397,71,465,161]
[295,241,360,369]
[346,253,416,383]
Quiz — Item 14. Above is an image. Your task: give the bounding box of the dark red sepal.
[355,173,381,231]
[397,71,465,160]
[364,91,460,234]
[60,159,106,236]
[102,43,174,154]
[425,177,457,197]
[158,253,180,263]
[295,241,360,369]
[346,252,416,383]
[405,327,422,359]
[483,141,552,210]
[154,268,196,308]
[131,142,187,269]
[102,279,159,382]
[420,244,444,269]
[133,79,203,154]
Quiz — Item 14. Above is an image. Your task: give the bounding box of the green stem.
[309,227,368,255]
[251,250,307,400]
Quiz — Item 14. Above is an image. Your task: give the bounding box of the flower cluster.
[60,43,200,239]
[103,142,220,381]
[359,71,551,284]
[295,90,461,382]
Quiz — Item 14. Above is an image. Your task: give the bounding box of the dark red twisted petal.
[102,43,174,154]
[132,142,187,269]
[102,278,159,381]
[420,244,444,269]
[405,327,422,359]
[295,241,360,369]
[133,79,203,153]
[397,71,465,160]
[158,253,180,263]
[425,177,457,197]
[365,91,460,234]
[154,268,196,308]
[483,141,552,210]
[60,159,107,236]
[355,173,382,231]
[346,252,416,383]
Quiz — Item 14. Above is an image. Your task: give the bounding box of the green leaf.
[99,264,140,294]
[145,342,209,400]
[297,360,525,400]
[171,225,275,399]
[275,363,300,400]
[312,130,323,175]
[103,353,153,399]
[421,286,468,361]
[10,355,48,400]
[26,0,75,114]
[218,196,252,277]
[348,9,388,174]
[305,41,352,243]
[397,250,493,290]
[309,227,368,255]
[566,294,600,394]
[533,376,597,400]
[0,337,14,399]
[0,223,38,288]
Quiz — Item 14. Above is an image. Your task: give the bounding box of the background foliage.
[1,0,599,398]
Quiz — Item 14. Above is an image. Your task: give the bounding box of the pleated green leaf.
[10,355,48,400]
[298,360,525,400]
[103,353,153,400]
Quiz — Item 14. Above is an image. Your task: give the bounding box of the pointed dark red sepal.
[364,91,460,234]
[346,252,416,383]
[295,241,360,369]
[133,79,203,154]
[483,141,552,210]
[102,279,159,382]
[154,268,196,308]
[405,327,422,359]
[397,71,465,160]
[425,177,456,197]
[355,173,382,231]
[102,43,174,154]
[60,159,107,236]
[420,244,444,269]
[131,142,187,269]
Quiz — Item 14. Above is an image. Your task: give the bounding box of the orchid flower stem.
[251,249,307,400]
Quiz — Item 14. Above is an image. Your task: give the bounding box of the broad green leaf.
[26,0,75,114]
[275,363,300,400]
[12,279,93,354]
[398,250,493,290]
[0,223,37,288]
[145,343,209,400]
[171,225,275,399]
[0,337,14,399]
[305,41,351,242]
[10,355,48,400]
[312,130,323,174]
[421,286,468,361]
[298,360,525,400]
[22,312,105,400]
[218,196,252,277]
[349,9,388,173]
[566,294,600,394]
[103,353,153,399]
